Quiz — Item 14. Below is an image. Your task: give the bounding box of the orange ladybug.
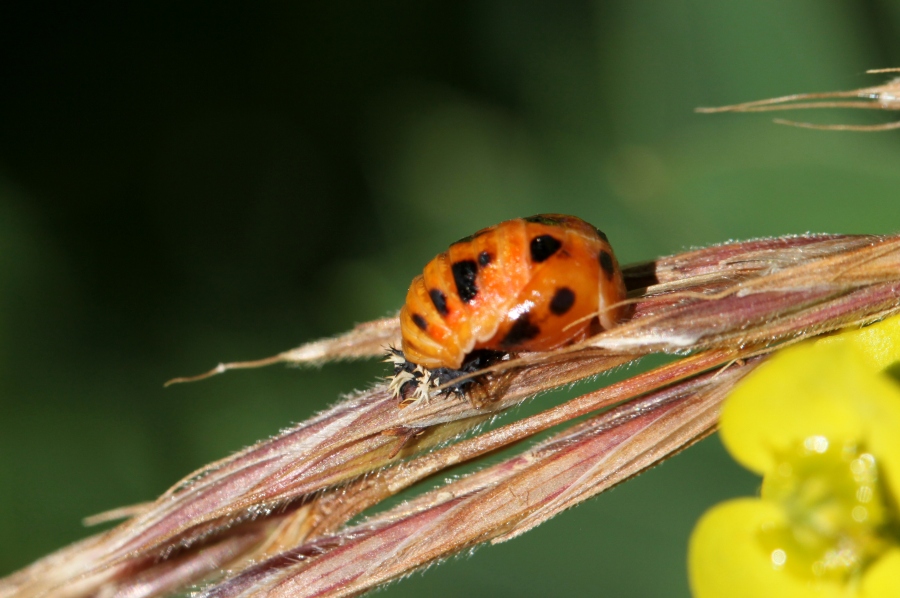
[392,214,628,399]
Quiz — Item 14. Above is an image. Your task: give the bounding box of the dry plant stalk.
[2,234,899,598]
[697,68,900,130]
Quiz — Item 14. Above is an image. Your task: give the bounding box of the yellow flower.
[689,315,900,598]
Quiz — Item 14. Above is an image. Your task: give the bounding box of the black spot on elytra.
[429,289,449,316]
[524,215,564,226]
[530,235,562,263]
[452,260,479,303]
[501,314,541,348]
[478,251,492,267]
[594,227,608,242]
[598,250,616,280]
[412,313,428,331]
[549,287,576,315]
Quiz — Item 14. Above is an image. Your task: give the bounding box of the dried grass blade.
[198,358,760,598]
[3,352,635,598]
[4,233,899,598]
[165,317,402,385]
[170,235,860,385]
[593,236,900,352]
[696,72,900,129]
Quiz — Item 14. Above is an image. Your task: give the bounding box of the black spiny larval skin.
[389,347,505,401]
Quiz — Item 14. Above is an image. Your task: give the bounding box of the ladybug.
[390,214,629,401]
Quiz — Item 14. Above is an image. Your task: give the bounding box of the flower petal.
[720,343,874,475]
[860,547,900,597]
[815,314,900,373]
[697,317,900,598]
[689,498,843,598]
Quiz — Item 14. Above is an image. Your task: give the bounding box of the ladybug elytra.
[391,214,628,400]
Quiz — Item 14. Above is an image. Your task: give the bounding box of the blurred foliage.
[1,1,899,596]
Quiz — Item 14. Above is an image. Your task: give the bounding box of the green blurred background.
[1,2,899,596]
